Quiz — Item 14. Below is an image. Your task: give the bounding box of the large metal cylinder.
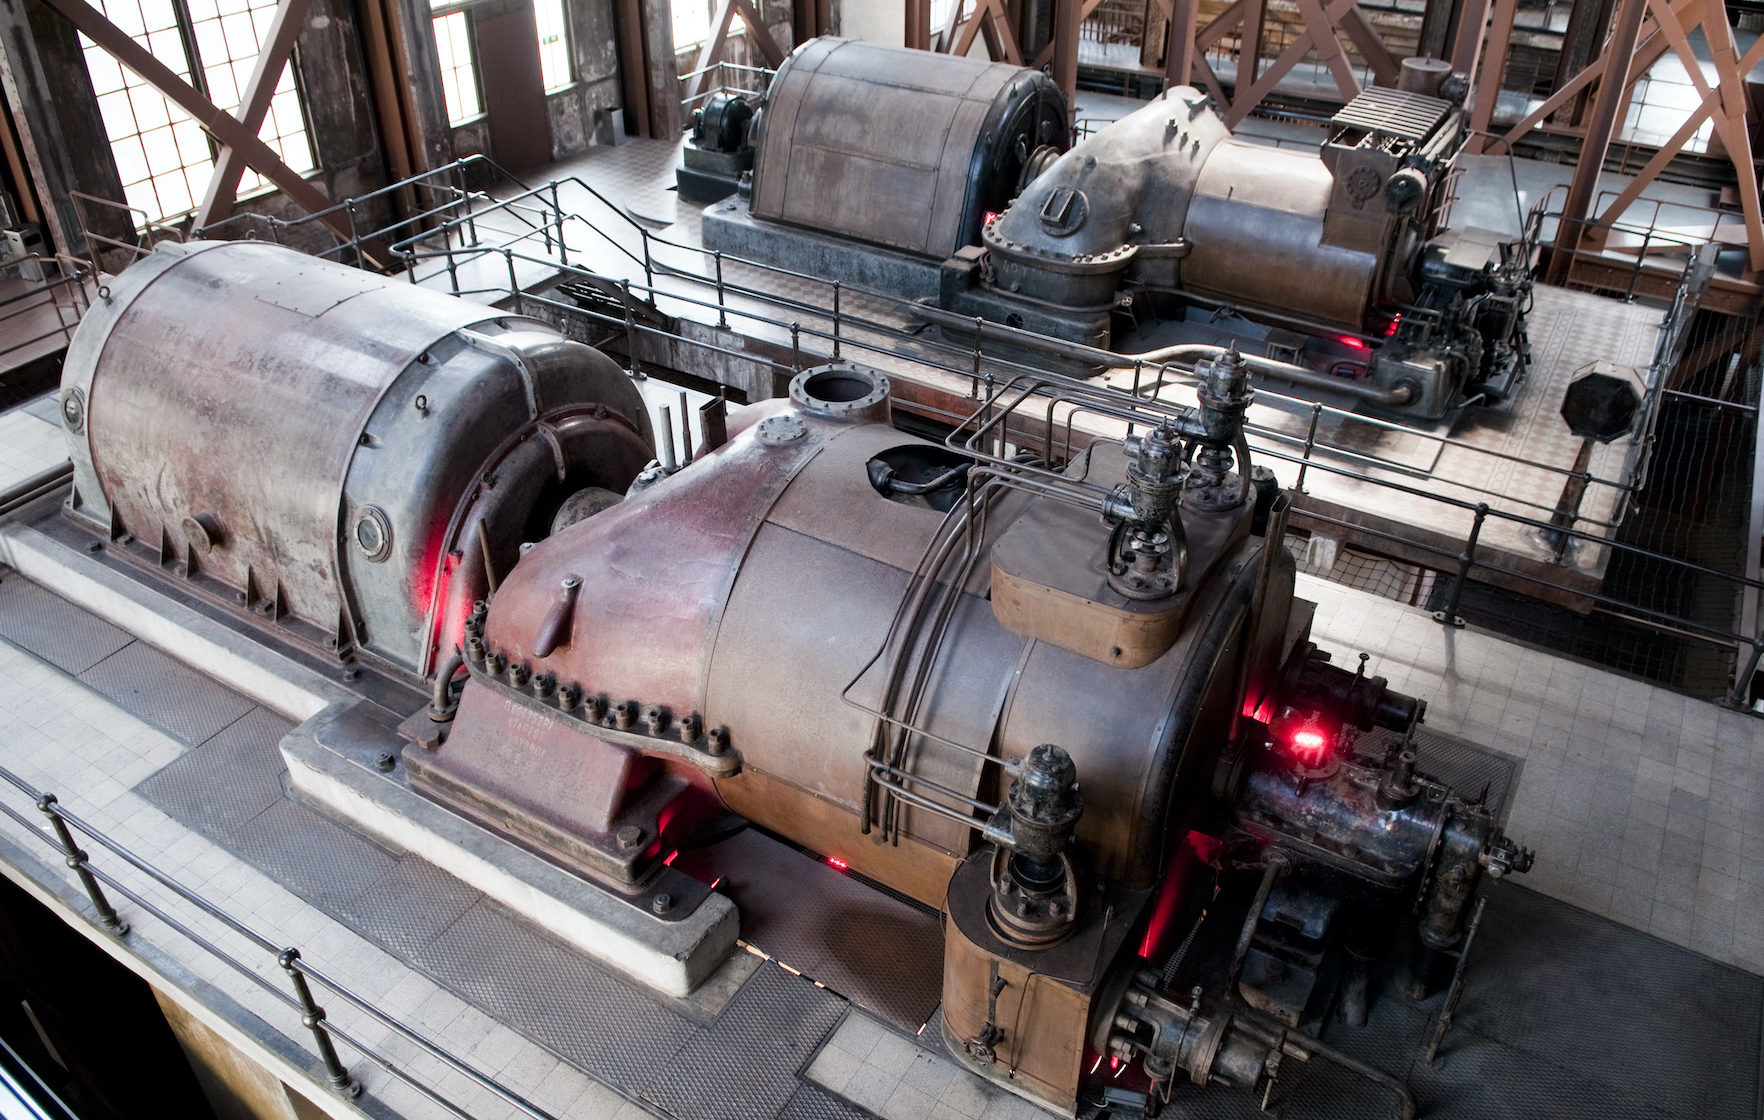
[60,240,654,678]
[749,37,1067,260]
[419,365,1285,906]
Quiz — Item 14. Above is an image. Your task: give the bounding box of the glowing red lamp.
[1270,708,1333,768]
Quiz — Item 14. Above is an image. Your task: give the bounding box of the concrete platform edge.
[281,710,740,999]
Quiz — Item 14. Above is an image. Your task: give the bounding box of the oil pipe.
[909,302,1415,407]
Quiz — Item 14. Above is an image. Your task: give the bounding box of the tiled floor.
[1295,572,1764,974]
[806,1016,1048,1120]
[0,407,62,490]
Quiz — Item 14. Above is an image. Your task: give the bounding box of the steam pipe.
[910,301,1414,407]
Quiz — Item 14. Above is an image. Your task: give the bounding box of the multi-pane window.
[79,0,317,226]
[533,0,572,93]
[187,0,315,195]
[430,8,482,126]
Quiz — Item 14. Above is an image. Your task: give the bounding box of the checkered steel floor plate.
[329,857,485,958]
[641,962,848,1120]
[777,1082,873,1120]
[40,555,1751,1120]
[137,707,294,840]
[0,571,135,675]
[408,894,701,1094]
[79,639,256,746]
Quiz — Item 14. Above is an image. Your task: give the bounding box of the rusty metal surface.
[72,241,488,629]
[752,37,1065,259]
[63,240,653,678]
[474,401,817,716]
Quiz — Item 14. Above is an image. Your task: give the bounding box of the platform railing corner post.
[37,794,127,936]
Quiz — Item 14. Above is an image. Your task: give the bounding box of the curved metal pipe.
[910,301,1414,407]
[429,650,466,722]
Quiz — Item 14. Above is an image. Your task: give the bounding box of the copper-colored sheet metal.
[678,827,943,1032]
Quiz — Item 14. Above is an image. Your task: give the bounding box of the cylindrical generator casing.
[60,240,654,678]
[750,37,1067,260]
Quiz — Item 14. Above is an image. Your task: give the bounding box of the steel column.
[1549,0,1648,280]
[1465,0,1516,153]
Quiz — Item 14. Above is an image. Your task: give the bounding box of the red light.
[1089,1054,1104,1075]
[983,211,999,226]
[1385,313,1403,337]
[1337,334,1370,351]
[1110,1057,1120,1071]
[827,857,848,871]
[662,850,678,867]
[1271,709,1333,767]
[1287,725,1331,767]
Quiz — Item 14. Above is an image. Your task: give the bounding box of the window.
[430,8,482,126]
[929,0,959,37]
[533,0,572,93]
[672,0,712,55]
[79,0,317,227]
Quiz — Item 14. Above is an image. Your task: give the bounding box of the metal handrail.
[182,154,1760,701]
[0,760,630,1120]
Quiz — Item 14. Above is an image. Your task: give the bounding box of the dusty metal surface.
[61,239,654,677]
[749,38,1066,260]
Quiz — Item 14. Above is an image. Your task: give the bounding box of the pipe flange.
[1109,565,1179,600]
[789,363,890,424]
[755,414,807,445]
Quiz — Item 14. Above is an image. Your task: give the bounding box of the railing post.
[640,229,654,292]
[970,316,983,400]
[1626,229,1650,302]
[832,281,842,359]
[622,279,645,380]
[456,164,479,248]
[714,251,727,328]
[1295,401,1323,493]
[791,322,802,372]
[550,181,569,267]
[344,201,362,270]
[1729,634,1764,708]
[278,950,361,1098]
[37,795,127,935]
[1434,502,1489,628]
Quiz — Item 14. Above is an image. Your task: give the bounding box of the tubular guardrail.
[162,151,1761,703]
[0,759,635,1120]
